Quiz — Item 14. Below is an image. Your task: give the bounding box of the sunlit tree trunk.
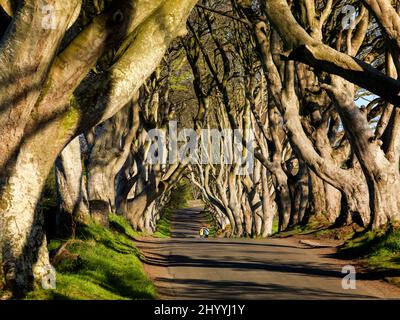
[261,166,275,237]
[325,76,400,229]
[55,136,89,237]
[87,98,139,225]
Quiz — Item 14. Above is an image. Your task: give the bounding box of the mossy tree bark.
[0,0,81,174]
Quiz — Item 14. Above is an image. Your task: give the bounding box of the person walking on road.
[204,227,210,238]
[199,226,210,239]
[199,227,204,238]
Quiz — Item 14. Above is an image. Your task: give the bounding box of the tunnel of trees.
[1,0,400,296]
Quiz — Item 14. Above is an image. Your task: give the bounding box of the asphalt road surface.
[137,203,400,299]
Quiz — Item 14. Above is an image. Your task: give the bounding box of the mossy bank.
[26,214,155,300]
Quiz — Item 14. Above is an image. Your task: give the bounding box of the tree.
[55,136,89,237]
[0,0,197,295]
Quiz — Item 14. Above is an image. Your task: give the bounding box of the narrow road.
[136,203,400,299]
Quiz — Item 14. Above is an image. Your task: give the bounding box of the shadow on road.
[136,203,400,299]
[154,277,374,300]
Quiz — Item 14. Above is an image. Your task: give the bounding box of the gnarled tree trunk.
[55,136,89,237]
[326,76,400,229]
[87,98,139,225]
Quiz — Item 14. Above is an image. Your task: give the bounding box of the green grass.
[274,215,330,238]
[202,209,218,237]
[338,228,400,273]
[336,227,400,286]
[272,218,279,235]
[274,223,318,238]
[313,224,358,241]
[153,208,172,238]
[26,214,155,300]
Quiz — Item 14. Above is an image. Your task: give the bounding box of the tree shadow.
[154,276,376,299]
[0,5,11,38]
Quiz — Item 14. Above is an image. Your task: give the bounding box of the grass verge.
[338,228,400,269]
[336,227,400,286]
[26,214,156,300]
[272,218,279,235]
[274,216,329,238]
[202,209,218,237]
[153,208,172,238]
